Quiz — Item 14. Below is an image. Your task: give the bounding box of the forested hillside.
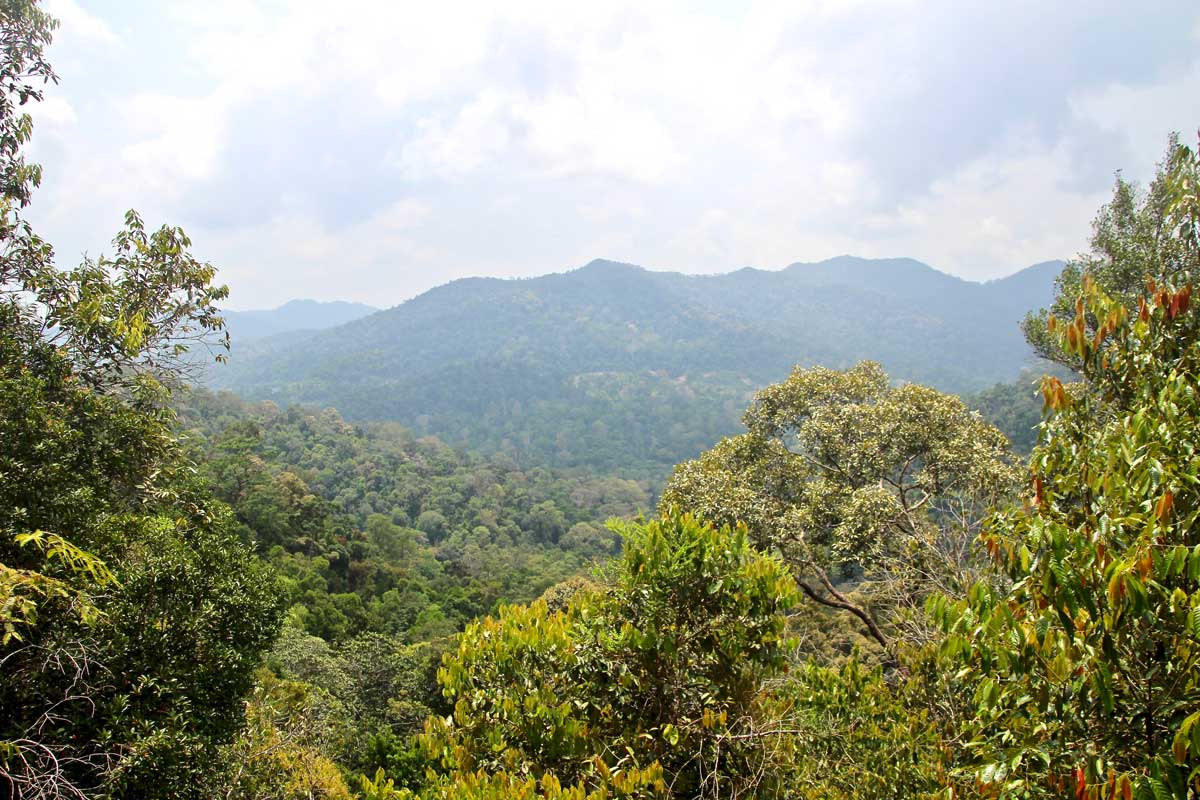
[180,388,647,643]
[6,3,1200,799]
[210,257,1061,478]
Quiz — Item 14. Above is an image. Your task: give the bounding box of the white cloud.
[200,198,445,308]
[30,96,77,131]
[21,0,1200,306]
[117,91,233,191]
[45,0,120,48]
[371,198,430,231]
[860,146,1108,277]
[393,92,515,179]
[516,90,683,183]
[1070,60,1200,178]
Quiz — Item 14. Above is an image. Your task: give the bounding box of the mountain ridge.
[381,255,1058,313]
[209,255,1065,479]
[222,298,379,343]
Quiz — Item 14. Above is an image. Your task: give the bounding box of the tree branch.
[795,570,889,649]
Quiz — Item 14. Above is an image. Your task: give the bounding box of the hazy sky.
[24,0,1200,309]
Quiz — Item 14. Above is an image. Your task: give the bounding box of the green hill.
[209,256,1064,478]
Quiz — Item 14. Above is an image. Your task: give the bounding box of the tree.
[0,2,282,796]
[1023,134,1197,368]
[0,0,53,212]
[734,131,1200,800]
[1,266,283,799]
[218,669,354,800]
[420,512,799,799]
[773,655,954,800]
[660,361,1018,654]
[967,368,1073,456]
[930,134,1200,798]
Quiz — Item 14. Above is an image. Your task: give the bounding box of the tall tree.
[660,361,1018,654]
[1023,134,1197,368]
[0,2,282,797]
[932,132,1200,799]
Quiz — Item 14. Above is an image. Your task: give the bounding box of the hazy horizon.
[223,254,1063,312]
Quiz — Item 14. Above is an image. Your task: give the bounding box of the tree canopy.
[660,360,1019,654]
[0,2,281,796]
[1023,135,1199,368]
[417,512,799,800]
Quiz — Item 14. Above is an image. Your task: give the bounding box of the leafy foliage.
[2,3,1196,796]
[0,3,282,795]
[932,154,1200,798]
[1,530,115,643]
[420,512,799,799]
[1023,135,1197,368]
[0,0,54,211]
[966,368,1069,456]
[181,389,646,643]
[169,389,660,795]
[0,215,283,800]
[777,656,955,800]
[661,361,1019,654]
[712,130,1200,800]
[218,668,355,800]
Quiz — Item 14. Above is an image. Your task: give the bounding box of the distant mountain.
[222,299,378,343]
[981,260,1064,310]
[209,257,1065,480]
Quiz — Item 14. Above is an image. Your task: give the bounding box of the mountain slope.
[209,256,1064,478]
[223,298,378,343]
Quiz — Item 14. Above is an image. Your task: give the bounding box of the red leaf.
[1156,490,1174,523]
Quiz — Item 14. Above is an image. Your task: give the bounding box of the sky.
[22,0,1200,310]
